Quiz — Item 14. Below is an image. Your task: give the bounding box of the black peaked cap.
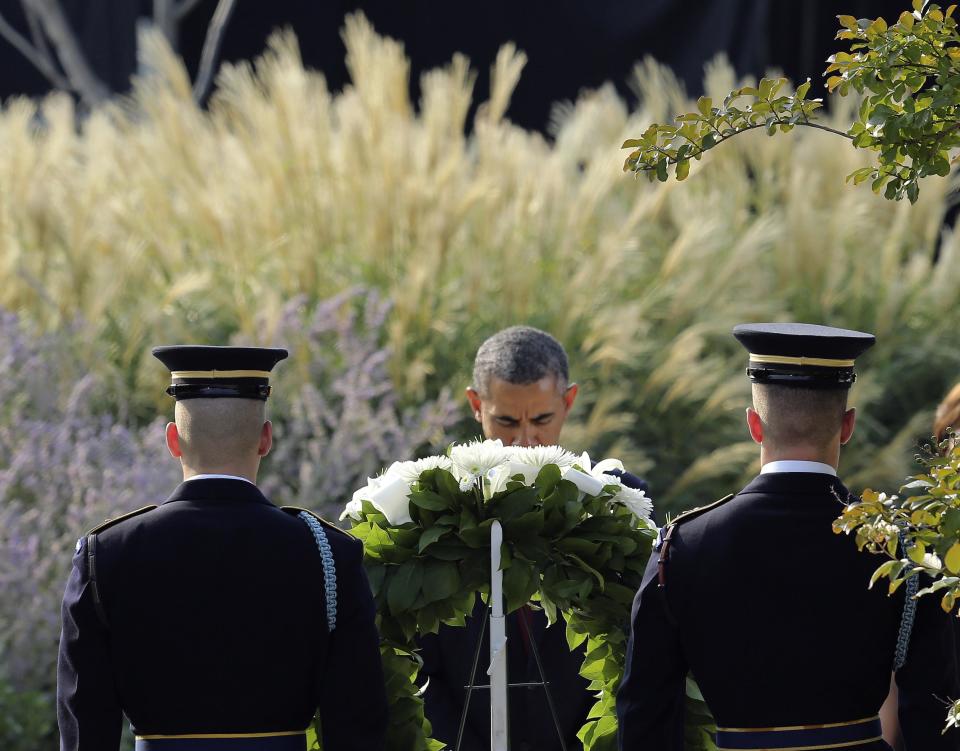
[152,345,288,401]
[733,322,875,389]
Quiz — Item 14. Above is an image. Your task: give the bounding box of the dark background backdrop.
[0,1,909,131]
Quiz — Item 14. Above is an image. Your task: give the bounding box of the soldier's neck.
[759,443,840,470]
[181,463,259,484]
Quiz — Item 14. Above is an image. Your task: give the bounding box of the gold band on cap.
[136,730,306,740]
[171,369,272,380]
[748,354,855,369]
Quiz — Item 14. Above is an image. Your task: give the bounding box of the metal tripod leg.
[454,603,568,751]
[519,607,568,751]
[455,605,489,751]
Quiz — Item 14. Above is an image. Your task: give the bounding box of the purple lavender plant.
[259,288,460,517]
[0,290,459,748]
[0,316,178,748]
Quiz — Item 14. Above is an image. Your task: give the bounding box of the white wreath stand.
[489,521,509,751]
[453,520,567,751]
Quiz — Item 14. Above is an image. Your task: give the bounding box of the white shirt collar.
[760,460,837,477]
[184,473,256,486]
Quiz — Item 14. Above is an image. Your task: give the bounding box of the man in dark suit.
[617,323,960,751]
[422,326,647,751]
[57,345,388,751]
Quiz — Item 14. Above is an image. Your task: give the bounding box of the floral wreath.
[306,439,655,751]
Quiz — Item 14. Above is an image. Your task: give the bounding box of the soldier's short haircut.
[752,383,848,449]
[472,326,569,397]
[174,398,266,466]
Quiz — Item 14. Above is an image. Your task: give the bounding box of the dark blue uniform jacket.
[57,477,388,751]
[421,469,647,751]
[617,471,960,751]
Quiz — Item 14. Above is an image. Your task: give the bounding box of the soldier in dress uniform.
[57,346,388,751]
[616,323,960,751]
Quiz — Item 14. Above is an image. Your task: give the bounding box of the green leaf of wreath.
[417,526,449,553]
[387,560,424,614]
[421,561,460,605]
[346,453,713,751]
[409,490,452,511]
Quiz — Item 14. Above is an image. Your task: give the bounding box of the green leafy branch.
[833,437,960,724]
[622,78,829,182]
[624,1,960,203]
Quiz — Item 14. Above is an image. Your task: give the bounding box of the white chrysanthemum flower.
[613,484,653,522]
[496,445,579,485]
[449,439,511,480]
[384,455,454,485]
[509,445,579,470]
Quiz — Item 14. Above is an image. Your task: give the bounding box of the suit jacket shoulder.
[280,505,363,562]
[85,505,157,537]
[280,506,356,539]
[667,493,735,528]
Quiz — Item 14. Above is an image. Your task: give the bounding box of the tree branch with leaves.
[623,0,960,203]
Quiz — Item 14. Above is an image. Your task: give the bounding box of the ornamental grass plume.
[0,14,958,515]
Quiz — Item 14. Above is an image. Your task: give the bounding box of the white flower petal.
[592,458,625,476]
[509,445,579,471]
[369,476,413,526]
[450,439,511,479]
[614,485,653,522]
[484,466,511,499]
[563,467,605,497]
[340,498,364,521]
[384,456,454,485]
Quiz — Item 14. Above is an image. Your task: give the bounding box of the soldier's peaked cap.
[152,345,288,401]
[733,322,875,389]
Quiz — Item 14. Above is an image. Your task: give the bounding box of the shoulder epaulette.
[86,505,157,536]
[655,493,735,627]
[82,504,156,631]
[280,506,355,540]
[666,493,735,528]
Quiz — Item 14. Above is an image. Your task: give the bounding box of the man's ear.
[165,422,182,459]
[746,407,764,445]
[466,387,483,422]
[562,383,579,413]
[258,420,273,458]
[840,407,856,446]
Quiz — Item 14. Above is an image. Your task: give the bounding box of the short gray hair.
[175,398,266,465]
[752,383,848,449]
[472,326,569,397]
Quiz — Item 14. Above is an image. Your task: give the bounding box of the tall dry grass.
[1,16,959,511]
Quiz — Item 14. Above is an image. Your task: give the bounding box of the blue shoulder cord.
[894,529,919,671]
[298,512,338,632]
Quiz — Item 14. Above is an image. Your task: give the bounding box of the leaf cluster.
[621,79,823,183]
[830,2,960,202]
[624,1,960,203]
[347,464,657,751]
[833,436,960,724]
